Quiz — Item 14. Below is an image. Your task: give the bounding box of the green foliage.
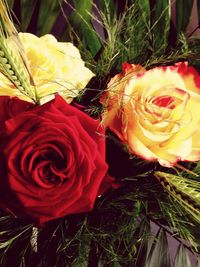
[20,0,37,31]
[176,0,194,35]
[150,0,171,55]
[99,0,116,21]
[1,0,200,266]
[64,0,101,57]
[7,0,200,74]
[5,0,13,8]
[0,213,33,267]
[145,229,171,267]
[174,245,192,267]
[0,172,199,266]
[133,0,150,19]
[37,0,63,36]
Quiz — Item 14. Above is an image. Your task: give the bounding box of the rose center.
[152,95,175,109]
[33,150,68,186]
[39,162,61,184]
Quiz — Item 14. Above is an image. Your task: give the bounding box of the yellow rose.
[101,62,200,167]
[0,33,94,103]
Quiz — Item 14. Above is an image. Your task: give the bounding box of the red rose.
[0,95,113,225]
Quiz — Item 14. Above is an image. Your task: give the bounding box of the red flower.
[0,95,113,225]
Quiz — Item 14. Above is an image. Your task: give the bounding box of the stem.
[188,25,200,38]
[175,163,198,177]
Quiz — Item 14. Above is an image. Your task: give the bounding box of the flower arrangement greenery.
[0,0,200,266]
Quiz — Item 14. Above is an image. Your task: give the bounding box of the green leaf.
[69,0,101,57]
[145,229,171,267]
[176,0,194,34]
[174,245,191,267]
[37,0,63,36]
[151,0,170,54]
[20,0,38,31]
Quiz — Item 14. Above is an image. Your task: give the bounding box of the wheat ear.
[154,171,200,225]
[0,0,38,103]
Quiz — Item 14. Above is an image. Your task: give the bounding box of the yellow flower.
[0,33,94,103]
[101,62,200,167]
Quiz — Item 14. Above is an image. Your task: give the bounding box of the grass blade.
[135,0,150,19]
[145,228,171,267]
[20,0,38,31]
[151,0,171,54]
[135,218,151,267]
[174,244,192,267]
[99,0,115,18]
[176,0,194,35]
[37,0,63,36]
[6,0,14,9]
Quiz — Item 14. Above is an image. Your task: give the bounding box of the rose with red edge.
[101,62,200,167]
[0,94,114,225]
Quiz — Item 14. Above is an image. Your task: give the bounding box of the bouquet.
[0,0,200,266]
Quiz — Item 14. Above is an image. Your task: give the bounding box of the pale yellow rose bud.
[0,33,95,103]
[101,62,200,167]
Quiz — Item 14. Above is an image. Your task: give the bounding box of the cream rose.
[101,62,200,167]
[0,33,94,103]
